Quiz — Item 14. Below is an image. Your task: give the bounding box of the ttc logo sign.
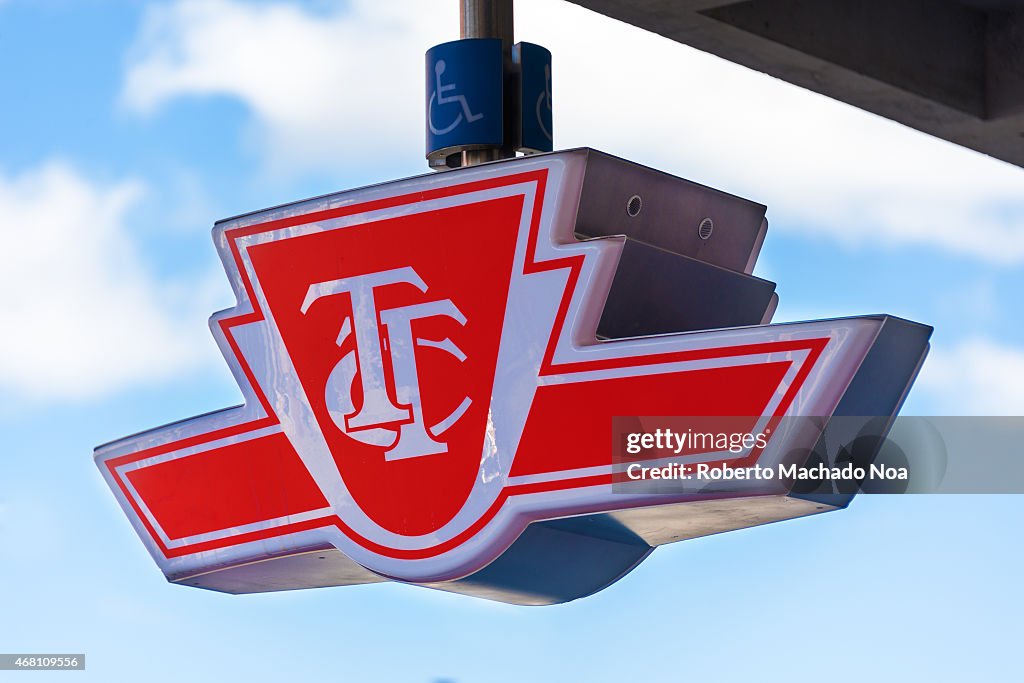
[95,151,929,603]
[305,267,470,460]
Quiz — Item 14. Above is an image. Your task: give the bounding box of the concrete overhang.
[567,0,1024,168]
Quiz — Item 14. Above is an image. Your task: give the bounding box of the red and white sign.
[95,153,915,591]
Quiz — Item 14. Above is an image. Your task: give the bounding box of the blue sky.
[1,0,1022,681]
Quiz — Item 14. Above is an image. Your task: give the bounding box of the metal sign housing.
[95,149,930,604]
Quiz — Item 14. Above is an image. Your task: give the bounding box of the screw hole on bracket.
[698,217,714,240]
[626,194,642,217]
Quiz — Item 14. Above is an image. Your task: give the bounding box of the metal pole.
[460,0,516,166]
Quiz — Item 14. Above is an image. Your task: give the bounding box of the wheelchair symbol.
[536,62,552,141]
[429,59,485,136]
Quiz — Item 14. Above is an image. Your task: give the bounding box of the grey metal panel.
[434,515,653,605]
[597,239,777,338]
[608,495,838,547]
[574,149,768,272]
[176,548,384,594]
[790,315,933,508]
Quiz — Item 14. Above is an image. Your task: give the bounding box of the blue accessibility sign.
[514,42,553,153]
[425,39,504,158]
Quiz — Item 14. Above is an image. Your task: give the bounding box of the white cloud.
[121,0,1024,264]
[916,338,1024,415]
[122,0,455,176]
[0,161,215,401]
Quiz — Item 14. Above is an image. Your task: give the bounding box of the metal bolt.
[698,217,714,240]
[626,195,642,217]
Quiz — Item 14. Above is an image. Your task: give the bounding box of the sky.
[0,0,1022,681]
